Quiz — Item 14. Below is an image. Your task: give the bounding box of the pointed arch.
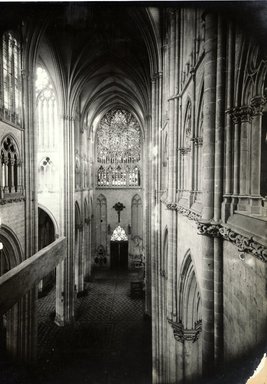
[178,251,201,329]
[131,194,143,238]
[195,84,204,195]
[95,194,107,254]
[1,135,22,195]
[183,99,192,149]
[0,225,23,273]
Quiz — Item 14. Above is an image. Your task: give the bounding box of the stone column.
[144,114,152,317]
[214,16,225,368]
[10,157,15,193]
[230,109,240,214]
[22,36,38,362]
[4,157,9,193]
[201,11,217,376]
[221,22,234,223]
[17,159,23,194]
[150,77,159,384]
[238,106,252,211]
[249,96,265,214]
[166,9,178,383]
[17,288,37,362]
[0,158,3,198]
[63,114,75,323]
[78,224,84,293]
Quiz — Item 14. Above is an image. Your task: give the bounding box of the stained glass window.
[2,33,22,125]
[96,108,141,187]
[111,226,128,241]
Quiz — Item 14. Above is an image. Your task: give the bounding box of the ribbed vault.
[41,5,160,136]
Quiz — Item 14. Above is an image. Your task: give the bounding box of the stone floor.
[1,269,152,384]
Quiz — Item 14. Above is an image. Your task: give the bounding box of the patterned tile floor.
[1,269,152,384]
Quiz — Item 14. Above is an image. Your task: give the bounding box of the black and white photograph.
[0,2,267,383]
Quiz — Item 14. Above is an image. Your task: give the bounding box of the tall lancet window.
[35,66,57,149]
[96,108,142,187]
[2,32,22,125]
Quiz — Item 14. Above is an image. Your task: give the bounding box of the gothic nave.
[0,2,267,384]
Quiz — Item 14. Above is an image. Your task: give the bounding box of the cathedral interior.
[0,2,267,384]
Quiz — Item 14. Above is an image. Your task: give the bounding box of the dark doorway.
[110,241,128,270]
[38,207,56,296]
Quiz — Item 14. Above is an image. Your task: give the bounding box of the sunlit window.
[111,226,128,241]
[96,108,142,187]
[36,66,57,149]
[2,33,22,125]
[39,156,55,191]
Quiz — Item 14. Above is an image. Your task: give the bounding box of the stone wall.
[223,241,267,361]
[94,187,144,268]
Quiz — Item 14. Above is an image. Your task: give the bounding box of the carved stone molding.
[166,202,201,222]
[167,318,202,343]
[0,196,25,205]
[197,222,220,237]
[229,106,253,124]
[251,96,266,115]
[166,202,178,210]
[239,106,253,122]
[197,222,267,263]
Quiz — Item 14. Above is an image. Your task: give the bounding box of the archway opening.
[38,207,56,297]
[0,227,22,359]
[110,226,128,270]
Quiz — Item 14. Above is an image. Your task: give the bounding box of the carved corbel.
[168,318,202,343]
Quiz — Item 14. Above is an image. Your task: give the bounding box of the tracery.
[96,108,141,187]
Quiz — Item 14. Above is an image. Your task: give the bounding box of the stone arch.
[0,225,23,358]
[1,134,21,160]
[37,207,56,295]
[183,99,192,147]
[95,194,107,265]
[177,251,202,381]
[0,225,23,272]
[131,194,143,238]
[195,85,204,194]
[1,135,22,195]
[178,251,201,328]
[38,203,59,237]
[181,99,192,191]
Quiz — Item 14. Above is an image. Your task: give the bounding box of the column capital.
[229,106,253,123]
[251,95,266,115]
[239,106,253,122]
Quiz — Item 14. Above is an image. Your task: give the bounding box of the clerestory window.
[35,66,57,149]
[2,32,22,125]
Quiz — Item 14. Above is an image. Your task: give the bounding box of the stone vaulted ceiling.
[43,4,156,131]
